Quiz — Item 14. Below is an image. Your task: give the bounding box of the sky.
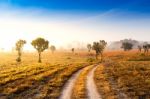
[0,0,150,51]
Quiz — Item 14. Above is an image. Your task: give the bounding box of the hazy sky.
[0,0,150,51]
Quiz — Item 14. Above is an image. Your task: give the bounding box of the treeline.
[108,39,148,50]
[14,38,150,63]
[15,37,107,63]
[119,39,150,54]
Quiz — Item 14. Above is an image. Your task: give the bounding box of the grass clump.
[104,61,150,98]
[94,65,117,99]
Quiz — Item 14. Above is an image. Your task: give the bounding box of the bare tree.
[31,37,49,63]
[15,40,26,62]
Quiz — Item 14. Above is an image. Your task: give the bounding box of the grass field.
[94,51,150,99]
[0,50,150,99]
[0,51,98,99]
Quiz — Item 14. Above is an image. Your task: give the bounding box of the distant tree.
[0,48,4,52]
[50,45,56,53]
[143,44,150,55]
[121,42,133,51]
[87,44,92,52]
[138,45,142,53]
[92,40,107,60]
[15,40,26,62]
[72,48,74,53]
[31,37,49,63]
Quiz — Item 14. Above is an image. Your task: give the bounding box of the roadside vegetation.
[94,51,150,99]
[94,65,117,99]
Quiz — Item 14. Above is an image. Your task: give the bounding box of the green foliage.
[15,40,26,62]
[50,45,56,53]
[31,37,49,63]
[92,40,107,60]
[31,37,49,53]
[121,42,133,51]
[87,44,92,52]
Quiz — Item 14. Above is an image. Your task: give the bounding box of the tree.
[121,42,133,51]
[15,40,26,62]
[72,48,74,53]
[92,40,107,60]
[50,45,56,53]
[87,44,92,52]
[31,37,49,63]
[138,45,142,53]
[143,44,150,55]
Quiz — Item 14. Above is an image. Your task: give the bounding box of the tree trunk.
[38,52,41,63]
[95,53,98,60]
[17,50,21,62]
[100,52,103,62]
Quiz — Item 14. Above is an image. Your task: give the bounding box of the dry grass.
[102,50,150,99]
[0,51,97,99]
[104,61,150,99]
[94,65,117,99]
[1,50,150,99]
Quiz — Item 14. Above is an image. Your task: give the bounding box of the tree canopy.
[87,44,92,52]
[121,42,133,51]
[15,39,26,62]
[92,40,107,60]
[50,45,56,53]
[31,37,49,62]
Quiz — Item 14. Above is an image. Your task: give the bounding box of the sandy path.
[59,69,83,99]
[87,66,101,99]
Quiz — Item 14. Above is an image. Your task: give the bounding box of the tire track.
[87,65,101,99]
[59,68,83,99]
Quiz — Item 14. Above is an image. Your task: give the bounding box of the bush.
[86,58,95,62]
[16,58,21,62]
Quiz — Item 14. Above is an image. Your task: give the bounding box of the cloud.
[0,3,150,51]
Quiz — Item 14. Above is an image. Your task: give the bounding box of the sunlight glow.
[0,4,150,51]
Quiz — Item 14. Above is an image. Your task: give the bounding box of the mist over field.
[0,0,150,99]
[0,0,150,51]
